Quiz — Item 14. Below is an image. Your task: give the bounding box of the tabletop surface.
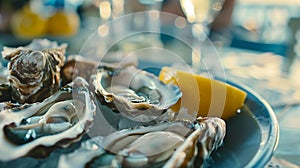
[0,42,299,167]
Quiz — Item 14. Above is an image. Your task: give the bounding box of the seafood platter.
[0,39,278,167]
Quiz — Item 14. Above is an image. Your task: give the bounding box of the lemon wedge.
[159,67,247,119]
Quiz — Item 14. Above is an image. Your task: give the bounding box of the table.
[218,47,300,167]
[0,38,299,167]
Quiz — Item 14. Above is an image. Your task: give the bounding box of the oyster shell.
[61,52,138,86]
[58,117,226,168]
[2,39,66,103]
[0,77,96,161]
[61,55,98,86]
[92,65,182,122]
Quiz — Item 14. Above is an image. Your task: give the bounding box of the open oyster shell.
[61,52,138,86]
[0,77,96,161]
[1,39,66,103]
[92,65,182,122]
[58,117,226,168]
[61,55,98,86]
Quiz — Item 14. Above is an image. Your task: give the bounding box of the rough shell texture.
[61,55,98,86]
[58,117,226,168]
[60,53,138,87]
[60,50,138,86]
[92,65,182,122]
[0,77,96,161]
[164,117,226,167]
[2,41,66,103]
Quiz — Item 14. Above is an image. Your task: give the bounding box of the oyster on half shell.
[60,52,138,86]
[92,65,182,122]
[61,55,98,86]
[59,117,226,168]
[1,39,66,103]
[0,77,96,161]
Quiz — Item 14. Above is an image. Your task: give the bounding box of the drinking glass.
[179,0,225,37]
[179,0,225,73]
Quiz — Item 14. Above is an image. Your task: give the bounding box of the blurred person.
[123,0,236,45]
[161,0,236,31]
[124,0,235,32]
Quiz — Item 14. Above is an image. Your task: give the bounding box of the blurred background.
[0,0,300,57]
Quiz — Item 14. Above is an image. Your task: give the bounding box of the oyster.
[2,39,66,103]
[59,117,226,168]
[61,55,98,86]
[0,77,96,161]
[61,52,138,86]
[92,65,182,122]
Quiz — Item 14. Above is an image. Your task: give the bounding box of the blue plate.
[209,81,279,167]
[140,65,279,167]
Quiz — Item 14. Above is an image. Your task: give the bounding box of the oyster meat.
[92,65,182,122]
[59,117,226,168]
[0,77,96,161]
[1,39,67,103]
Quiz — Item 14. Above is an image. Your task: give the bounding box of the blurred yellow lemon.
[11,6,47,39]
[47,10,80,37]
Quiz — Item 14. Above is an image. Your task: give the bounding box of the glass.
[179,0,225,36]
[179,0,225,73]
[106,0,164,52]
